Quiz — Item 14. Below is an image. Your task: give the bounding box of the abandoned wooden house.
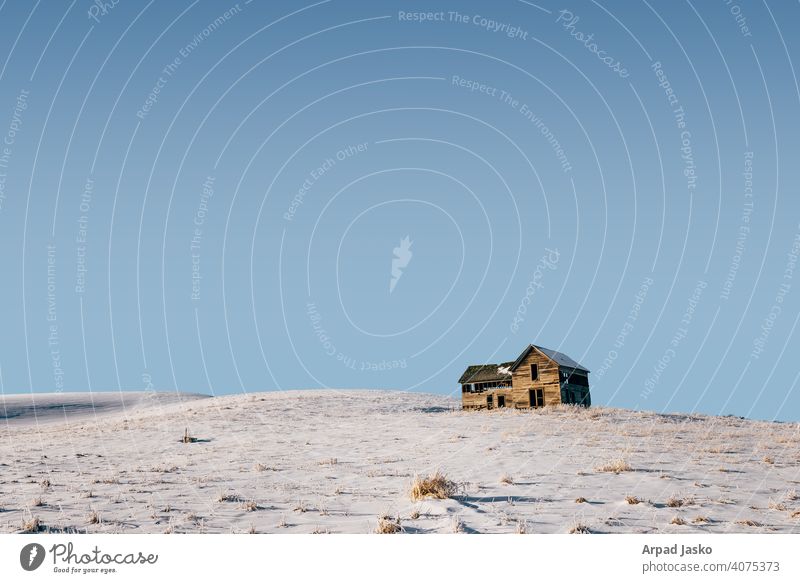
[459,344,590,410]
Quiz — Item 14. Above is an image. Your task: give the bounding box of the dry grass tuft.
[594,459,632,474]
[241,500,259,512]
[410,471,458,501]
[87,510,100,525]
[768,499,787,512]
[670,516,687,526]
[92,476,120,485]
[499,473,514,485]
[625,495,641,505]
[574,497,587,504]
[375,513,402,534]
[692,516,709,524]
[39,478,51,489]
[30,497,44,507]
[790,510,800,519]
[450,515,465,533]
[515,519,529,534]
[21,516,41,533]
[666,494,694,508]
[569,522,590,534]
[409,508,421,520]
[735,519,762,527]
[763,455,775,465]
[215,491,241,503]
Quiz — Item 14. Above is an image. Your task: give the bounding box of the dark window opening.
[486,395,493,409]
[530,364,539,381]
[497,395,505,408]
[563,372,589,387]
[529,389,544,408]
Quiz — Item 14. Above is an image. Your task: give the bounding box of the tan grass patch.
[594,459,632,474]
[410,471,458,501]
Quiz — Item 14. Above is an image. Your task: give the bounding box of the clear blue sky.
[0,0,798,421]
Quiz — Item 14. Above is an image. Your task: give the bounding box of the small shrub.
[575,497,587,504]
[30,497,44,507]
[692,516,709,524]
[87,510,100,525]
[625,495,641,505]
[410,471,458,501]
[515,520,529,534]
[499,474,514,485]
[763,456,774,465]
[735,519,762,527]
[671,516,686,526]
[569,523,590,534]
[409,508,421,520]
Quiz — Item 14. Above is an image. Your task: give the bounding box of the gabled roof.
[509,344,590,373]
[458,361,515,384]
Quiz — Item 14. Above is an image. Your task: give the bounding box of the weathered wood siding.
[510,349,562,407]
[461,387,514,409]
